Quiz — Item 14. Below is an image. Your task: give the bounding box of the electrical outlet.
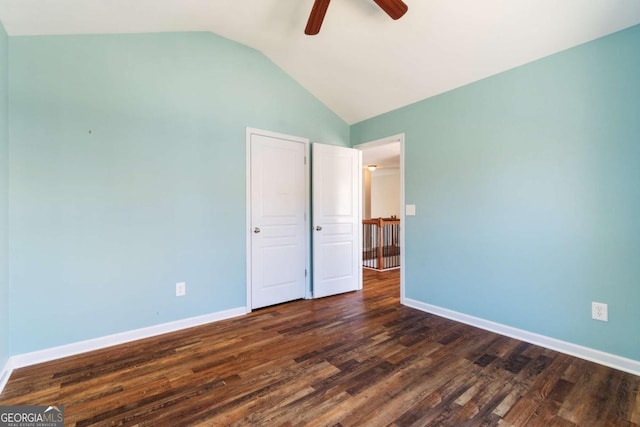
[592,302,608,322]
[176,282,186,297]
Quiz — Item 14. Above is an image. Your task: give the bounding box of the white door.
[312,143,361,298]
[249,130,308,309]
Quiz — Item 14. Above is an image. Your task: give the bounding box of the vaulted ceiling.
[1,0,639,124]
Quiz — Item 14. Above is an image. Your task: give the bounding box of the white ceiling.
[361,141,401,170]
[1,0,639,124]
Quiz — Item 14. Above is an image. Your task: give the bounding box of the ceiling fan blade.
[372,0,408,20]
[305,0,331,35]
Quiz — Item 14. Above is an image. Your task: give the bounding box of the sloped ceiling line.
[1,0,639,124]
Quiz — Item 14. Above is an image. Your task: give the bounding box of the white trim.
[245,128,311,308]
[7,307,246,372]
[357,149,363,291]
[404,298,640,376]
[246,128,252,309]
[354,133,406,301]
[0,357,14,393]
[304,141,312,299]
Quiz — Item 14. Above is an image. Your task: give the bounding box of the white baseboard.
[0,357,14,394]
[0,306,247,393]
[403,298,640,377]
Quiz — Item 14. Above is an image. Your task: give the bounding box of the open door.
[312,143,361,298]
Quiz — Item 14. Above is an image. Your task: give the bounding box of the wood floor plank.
[633,386,640,424]
[1,268,639,426]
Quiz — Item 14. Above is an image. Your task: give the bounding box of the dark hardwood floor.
[1,269,639,426]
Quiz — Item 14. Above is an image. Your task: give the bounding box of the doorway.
[355,134,405,302]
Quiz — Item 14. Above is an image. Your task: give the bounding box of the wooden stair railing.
[362,217,400,270]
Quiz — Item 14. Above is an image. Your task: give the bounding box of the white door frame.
[245,128,311,311]
[353,133,406,304]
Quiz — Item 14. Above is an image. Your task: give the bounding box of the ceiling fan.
[305,0,409,35]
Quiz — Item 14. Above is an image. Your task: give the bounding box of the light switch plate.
[176,282,186,297]
[406,204,416,216]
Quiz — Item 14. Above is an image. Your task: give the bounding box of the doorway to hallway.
[355,134,405,303]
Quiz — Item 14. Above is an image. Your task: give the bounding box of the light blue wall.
[0,22,9,368]
[8,32,349,354]
[352,25,640,361]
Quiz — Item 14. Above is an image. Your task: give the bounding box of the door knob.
[315,226,322,231]
[254,227,261,233]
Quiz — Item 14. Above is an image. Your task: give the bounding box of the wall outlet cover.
[592,302,608,322]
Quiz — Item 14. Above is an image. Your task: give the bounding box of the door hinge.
[305,269,308,278]
[304,156,307,165]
